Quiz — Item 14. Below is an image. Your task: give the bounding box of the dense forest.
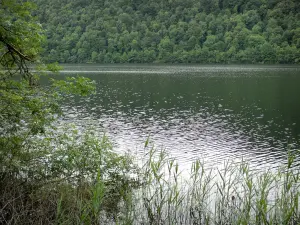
[33,0,300,63]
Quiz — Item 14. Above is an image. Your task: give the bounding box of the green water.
[60,64,300,169]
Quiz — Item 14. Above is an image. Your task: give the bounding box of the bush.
[0,127,140,224]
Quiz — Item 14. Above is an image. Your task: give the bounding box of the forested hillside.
[33,0,300,63]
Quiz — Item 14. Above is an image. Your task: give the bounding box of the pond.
[60,64,300,170]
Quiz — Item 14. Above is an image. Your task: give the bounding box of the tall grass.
[127,147,300,225]
[1,132,299,224]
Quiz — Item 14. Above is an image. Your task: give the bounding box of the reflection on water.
[60,65,300,170]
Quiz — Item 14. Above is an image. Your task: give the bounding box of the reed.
[1,132,299,224]
[128,147,300,225]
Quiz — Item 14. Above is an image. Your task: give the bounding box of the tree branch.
[0,36,33,62]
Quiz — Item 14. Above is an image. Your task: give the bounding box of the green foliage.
[32,0,299,64]
[1,1,300,224]
[0,0,44,63]
[0,128,140,224]
[52,76,96,96]
[0,0,96,137]
[0,1,140,224]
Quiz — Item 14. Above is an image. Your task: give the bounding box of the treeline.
[33,0,300,63]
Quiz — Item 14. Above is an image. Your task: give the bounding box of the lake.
[60,64,300,170]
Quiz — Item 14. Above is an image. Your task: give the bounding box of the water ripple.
[60,65,300,170]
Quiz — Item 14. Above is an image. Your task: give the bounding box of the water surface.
[60,64,300,170]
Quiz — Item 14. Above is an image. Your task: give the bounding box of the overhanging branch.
[0,36,33,62]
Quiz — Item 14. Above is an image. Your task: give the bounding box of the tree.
[1,0,50,135]
[0,2,139,223]
[27,0,300,64]
[0,0,97,173]
[158,36,174,61]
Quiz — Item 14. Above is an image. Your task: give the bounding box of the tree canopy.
[32,0,300,63]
